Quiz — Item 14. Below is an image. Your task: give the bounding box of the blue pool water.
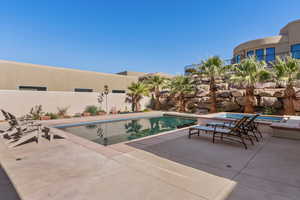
[215,113,283,122]
[59,115,196,146]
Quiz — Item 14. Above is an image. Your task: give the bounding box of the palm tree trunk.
[209,77,217,113]
[244,87,255,113]
[154,88,161,110]
[283,84,296,115]
[178,94,185,112]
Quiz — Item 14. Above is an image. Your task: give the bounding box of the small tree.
[144,75,168,110]
[230,57,271,113]
[168,76,196,112]
[271,56,300,115]
[126,82,149,112]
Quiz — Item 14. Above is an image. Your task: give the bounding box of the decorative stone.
[231,90,244,97]
[221,101,240,112]
[235,96,257,106]
[255,89,276,97]
[260,97,282,108]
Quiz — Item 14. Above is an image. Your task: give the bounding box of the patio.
[0,113,300,200]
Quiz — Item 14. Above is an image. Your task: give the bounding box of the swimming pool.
[214,113,284,122]
[58,115,196,146]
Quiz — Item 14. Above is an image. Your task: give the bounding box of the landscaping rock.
[294,100,300,112]
[231,90,244,97]
[221,101,240,112]
[273,90,285,98]
[255,82,276,89]
[217,90,231,98]
[196,90,209,97]
[198,85,210,91]
[235,97,257,106]
[260,97,282,108]
[255,89,276,97]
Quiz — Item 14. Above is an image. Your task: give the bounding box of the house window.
[236,55,241,63]
[291,44,300,59]
[19,86,47,91]
[74,88,93,92]
[112,90,125,93]
[266,47,275,62]
[247,50,254,57]
[255,49,264,61]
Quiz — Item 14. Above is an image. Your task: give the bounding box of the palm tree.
[196,56,226,113]
[271,56,300,115]
[144,75,168,110]
[168,76,196,112]
[126,82,149,112]
[230,57,271,113]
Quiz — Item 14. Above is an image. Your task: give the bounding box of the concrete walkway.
[128,130,300,200]
[0,127,236,200]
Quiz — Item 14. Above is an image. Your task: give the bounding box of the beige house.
[0,60,171,93]
[233,19,300,63]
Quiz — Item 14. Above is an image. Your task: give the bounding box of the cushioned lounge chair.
[188,116,250,149]
[207,114,262,142]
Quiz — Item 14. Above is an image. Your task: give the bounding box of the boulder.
[260,97,282,108]
[273,90,285,98]
[293,99,300,112]
[198,85,210,91]
[217,90,232,98]
[295,80,300,88]
[231,90,245,97]
[216,83,229,90]
[255,89,276,97]
[196,90,209,97]
[221,101,240,112]
[235,97,257,106]
[255,82,276,89]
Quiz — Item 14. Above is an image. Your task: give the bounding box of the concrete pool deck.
[0,112,300,200]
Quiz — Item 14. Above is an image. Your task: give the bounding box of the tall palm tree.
[196,56,226,113]
[271,56,300,115]
[144,75,168,110]
[230,57,271,113]
[126,82,149,112]
[169,76,196,112]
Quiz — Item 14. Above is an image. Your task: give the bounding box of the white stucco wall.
[0,90,151,120]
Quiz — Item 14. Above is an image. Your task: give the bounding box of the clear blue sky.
[0,0,299,75]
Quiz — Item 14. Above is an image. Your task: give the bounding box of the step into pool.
[58,115,197,146]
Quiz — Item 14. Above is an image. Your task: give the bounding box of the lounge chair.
[207,114,262,142]
[188,116,250,149]
[0,110,39,138]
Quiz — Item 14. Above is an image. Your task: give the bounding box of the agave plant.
[144,75,168,110]
[196,56,226,113]
[271,56,300,115]
[126,82,149,112]
[230,57,271,113]
[168,76,196,112]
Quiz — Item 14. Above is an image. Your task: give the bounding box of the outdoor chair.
[0,110,58,147]
[207,114,262,142]
[188,116,251,149]
[0,110,37,138]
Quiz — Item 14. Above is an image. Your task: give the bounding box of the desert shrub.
[73,113,81,118]
[45,112,59,119]
[263,106,277,115]
[85,105,98,116]
[57,106,69,117]
[29,105,44,120]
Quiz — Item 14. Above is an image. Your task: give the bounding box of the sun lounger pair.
[0,109,58,147]
[188,115,262,149]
